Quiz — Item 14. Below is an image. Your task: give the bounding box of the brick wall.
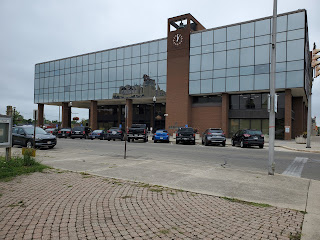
[191,106,222,135]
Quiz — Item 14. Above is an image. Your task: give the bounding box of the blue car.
[153,130,170,143]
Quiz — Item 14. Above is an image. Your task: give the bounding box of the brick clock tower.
[165,14,205,133]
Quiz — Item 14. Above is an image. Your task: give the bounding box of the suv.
[202,128,226,147]
[176,127,196,145]
[107,127,124,141]
[231,129,264,148]
[127,124,148,142]
[70,126,92,139]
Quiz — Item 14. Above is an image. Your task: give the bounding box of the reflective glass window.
[276,72,286,88]
[241,22,254,38]
[213,78,225,92]
[241,38,254,48]
[141,43,149,56]
[82,55,88,65]
[83,72,89,84]
[40,64,45,72]
[49,62,54,71]
[190,46,201,56]
[240,75,254,91]
[132,64,140,79]
[276,32,286,42]
[255,35,270,45]
[158,60,166,76]
[89,54,95,64]
[227,25,240,41]
[276,62,286,72]
[287,29,304,41]
[276,42,286,62]
[227,49,239,68]
[190,55,201,72]
[189,80,200,94]
[190,33,201,47]
[254,74,269,90]
[255,45,270,64]
[230,95,239,109]
[287,60,304,71]
[45,63,49,72]
[287,70,303,87]
[227,40,240,50]
[76,56,82,66]
[255,64,269,74]
[95,89,102,100]
[148,61,157,77]
[102,51,108,62]
[141,63,148,75]
[132,45,140,57]
[201,53,213,71]
[35,64,40,73]
[226,76,239,91]
[190,72,200,81]
[123,47,131,59]
[277,15,287,32]
[131,57,140,64]
[288,12,305,31]
[54,61,59,70]
[124,58,131,66]
[201,70,213,79]
[240,47,254,66]
[202,31,213,45]
[149,41,158,54]
[117,59,124,66]
[201,79,213,93]
[287,39,304,61]
[109,50,116,61]
[213,69,226,78]
[158,76,166,84]
[214,28,226,43]
[239,94,250,109]
[109,68,116,81]
[202,45,213,54]
[116,67,123,80]
[226,68,239,77]
[214,42,226,51]
[96,52,102,63]
[95,69,102,82]
[255,19,270,36]
[214,51,226,69]
[124,66,131,79]
[117,48,124,59]
[159,40,167,53]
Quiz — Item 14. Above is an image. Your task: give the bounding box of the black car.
[231,129,264,148]
[12,126,57,148]
[70,126,92,139]
[176,127,196,145]
[57,128,72,138]
[88,130,107,140]
[202,128,226,146]
[107,127,124,141]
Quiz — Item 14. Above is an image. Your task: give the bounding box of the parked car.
[153,130,170,143]
[127,124,148,142]
[88,130,107,140]
[202,128,226,147]
[107,127,124,141]
[12,126,57,148]
[70,126,92,139]
[45,128,58,135]
[231,129,264,148]
[176,127,196,145]
[57,128,72,138]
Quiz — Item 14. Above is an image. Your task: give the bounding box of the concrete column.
[221,93,229,136]
[38,104,44,127]
[62,102,71,128]
[90,101,98,130]
[126,99,133,128]
[285,89,292,140]
[117,105,121,127]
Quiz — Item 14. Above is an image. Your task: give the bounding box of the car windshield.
[93,130,103,133]
[246,130,262,135]
[24,127,47,135]
[73,127,84,131]
[210,129,223,133]
[179,128,193,133]
[61,129,71,131]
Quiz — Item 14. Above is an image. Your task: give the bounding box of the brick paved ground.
[0,170,304,240]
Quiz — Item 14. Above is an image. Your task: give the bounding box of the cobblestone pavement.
[0,170,304,240]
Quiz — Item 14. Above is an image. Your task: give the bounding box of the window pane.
[255,45,270,64]
[277,15,287,32]
[201,70,213,79]
[227,25,240,41]
[213,78,225,92]
[241,22,254,38]
[132,45,140,57]
[227,40,240,50]
[287,60,304,71]
[255,35,270,45]
[96,52,102,63]
[214,51,226,69]
[276,62,286,72]
[229,119,239,137]
[189,80,200,94]
[190,72,200,81]
[190,33,201,47]
[190,47,201,55]
[276,72,286,88]
[287,39,304,61]
[201,53,213,71]
[240,47,254,66]
[214,42,226,51]
[240,119,250,130]
[276,42,286,62]
[190,55,201,72]
[214,28,226,43]
[202,31,213,45]
[201,79,213,93]
[227,49,239,68]
[255,19,270,36]
[255,64,269,74]
[240,75,254,91]
[202,45,213,54]
[226,68,239,77]
[102,51,108,62]
[254,74,269,90]
[288,12,305,31]
[213,69,226,78]
[240,66,254,76]
[251,119,261,131]
[241,38,254,48]
[287,70,303,88]
[276,32,286,42]
[287,29,304,41]
[159,40,167,53]
[226,76,239,91]
[117,48,124,60]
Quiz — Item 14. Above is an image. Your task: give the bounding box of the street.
[38,138,320,181]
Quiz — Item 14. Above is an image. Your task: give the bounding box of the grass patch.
[289,232,301,240]
[0,154,49,181]
[221,197,272,208]
[159,229,170,234]
[149,188,162,192]
[8,200,25,208]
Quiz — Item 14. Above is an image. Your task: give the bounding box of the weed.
[149,188,162,192]
[8,200,25,208]
[0,193,2,197]
[177,189,185,192]
[159,229,170,234]
[80,172,90,175]
[221,197,271,208]
[67,185,72,188]
[121,196,132,199]
[168,192,175,195]
[289,232,302,240]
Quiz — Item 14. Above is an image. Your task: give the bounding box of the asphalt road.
[48,138,320,181]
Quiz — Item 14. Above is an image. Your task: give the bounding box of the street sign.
[33,109,38,120]
[119,124,122,128]
[0,116,12,148]
[185,124,188,128]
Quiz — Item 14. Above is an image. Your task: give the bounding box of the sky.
[0,0,319,123]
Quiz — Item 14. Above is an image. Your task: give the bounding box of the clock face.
[173,33,183,46]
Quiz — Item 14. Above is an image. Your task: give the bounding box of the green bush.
[0,155,48,181]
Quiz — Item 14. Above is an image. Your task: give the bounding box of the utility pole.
[268,0,277,175]
[124,104,128,159]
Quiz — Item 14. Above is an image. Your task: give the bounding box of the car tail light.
[58,131,61,133]
[66,131,70,133]
[83,131,85,134]
[207,132,212,135]
[167,133,169,136]
[193,133,195,137]
[127,130,129,133]
[144,129,146,134]
[261,134,264,137]
[98,133,100,135]
[243,134,251,137]
[107,130,111,133]
[119,131,122,134]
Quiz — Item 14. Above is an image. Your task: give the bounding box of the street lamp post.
[153,96,156,133]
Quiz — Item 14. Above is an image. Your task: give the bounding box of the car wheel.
[240,140,245,148]
[231,139,235,146]
[144,138,147,142]
[132,139,134,142]
[204,138,209,146]
[176,140,179,144]
[26,140,33,148]
[91,139,93,140]
[154,140,157,143]
[108,139,111,141]
[259,144,264,149]
[192,141,196,145]
[222,142,226,147]
[48,146,55,149]
[71,137,75,139]
[127,138,130,142]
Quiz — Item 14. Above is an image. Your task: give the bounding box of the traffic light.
[312,47,320,78]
